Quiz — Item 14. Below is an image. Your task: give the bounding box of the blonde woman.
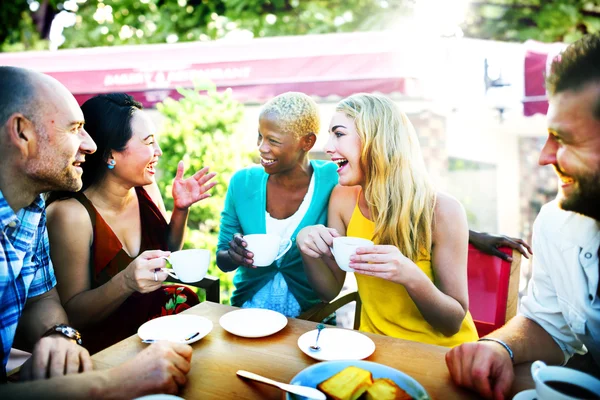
[297,93,478,346]
[216,92,338,317]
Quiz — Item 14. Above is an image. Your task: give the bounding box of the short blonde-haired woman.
[297,93,479,346]
[216,92,338,317]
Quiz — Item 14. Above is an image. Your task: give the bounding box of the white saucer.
[133,395,184,400]
[219,308,288,338]
[138,314,213,344]
[513,389,538,400]
[297,328,376,361]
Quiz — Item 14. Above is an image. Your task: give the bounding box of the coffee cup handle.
[161,268,179,280]
[531,360,546,383]
[275,239,293,261]
[159,256,179,280]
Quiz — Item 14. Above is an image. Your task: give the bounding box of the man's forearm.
[14,288,69,351]
[488,315,565,365]
[1,370,110,400]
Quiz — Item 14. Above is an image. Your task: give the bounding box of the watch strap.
[42,324,83,346]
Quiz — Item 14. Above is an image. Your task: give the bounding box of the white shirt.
[520,200,600,365]
[266,173,315,257]
[242,174,315,317]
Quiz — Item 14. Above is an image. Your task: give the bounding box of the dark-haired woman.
[46,93,216,353]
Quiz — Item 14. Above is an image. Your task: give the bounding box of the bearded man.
[445,33,600,400]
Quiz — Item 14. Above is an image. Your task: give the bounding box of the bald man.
[0,67,192,399]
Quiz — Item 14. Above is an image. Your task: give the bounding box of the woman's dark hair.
[46,93,143,204]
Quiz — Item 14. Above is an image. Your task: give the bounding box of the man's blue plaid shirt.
[0,190,56,371]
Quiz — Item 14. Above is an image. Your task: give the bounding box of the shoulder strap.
[71,192,97,228]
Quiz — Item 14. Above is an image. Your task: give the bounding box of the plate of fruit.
[286,360,430,400]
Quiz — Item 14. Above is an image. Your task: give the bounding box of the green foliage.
[0,0,54,52]
[1,0,411,50]
[59,0,403,48]
[462,0,600,43]
[3,1,600,51]
[156,82,253,303]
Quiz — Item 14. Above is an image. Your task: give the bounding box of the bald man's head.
[0,67,96,197]
[0,67,82,134]
[0,67,41,131]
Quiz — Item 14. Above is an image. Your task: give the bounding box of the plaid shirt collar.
[0,191,45,229]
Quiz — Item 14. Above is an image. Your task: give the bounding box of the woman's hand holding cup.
[297,225,340,259]
[228,233,255,268]
[122,250,171,293]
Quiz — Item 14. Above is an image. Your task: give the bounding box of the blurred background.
[1,0,598,305]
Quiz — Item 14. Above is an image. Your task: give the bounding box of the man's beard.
[557,168,600,221]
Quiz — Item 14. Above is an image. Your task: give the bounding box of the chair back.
[467,244,521,337]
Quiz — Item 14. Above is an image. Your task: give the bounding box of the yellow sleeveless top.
[347,201,479,347]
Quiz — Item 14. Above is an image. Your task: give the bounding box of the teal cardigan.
[217,160,338,311]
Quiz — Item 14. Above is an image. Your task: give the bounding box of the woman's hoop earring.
[107,160,116,170]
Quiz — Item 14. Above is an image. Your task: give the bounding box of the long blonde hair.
[336,93,436,261]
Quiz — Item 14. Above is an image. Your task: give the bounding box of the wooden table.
[92,302,534,399]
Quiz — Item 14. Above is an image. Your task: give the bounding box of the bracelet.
[478,338,514,363]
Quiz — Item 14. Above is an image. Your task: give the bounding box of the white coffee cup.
[531,360,600,399]
[160,249,210,283]
[331,236,374,272]
[243,234,292,267]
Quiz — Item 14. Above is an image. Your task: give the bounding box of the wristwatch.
[42,324,83,346]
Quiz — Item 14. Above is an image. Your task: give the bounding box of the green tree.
[155,81,253,303]
[59,0,408,48]
[462,1,600,43]
[4,0,600,51]
[0,0,59,51]
[2,0,411,50]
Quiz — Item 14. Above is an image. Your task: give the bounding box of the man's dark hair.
[546,33,600,119]
[0,66,39,129]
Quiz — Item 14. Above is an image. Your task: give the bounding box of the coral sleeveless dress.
[347,200,478,347]
[73,187,199,354]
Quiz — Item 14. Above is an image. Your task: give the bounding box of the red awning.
[523,40,566,117]
[0,32,423,107]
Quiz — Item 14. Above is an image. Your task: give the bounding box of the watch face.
[43,324,82,345]
[62,326,75,335]
[57,324,82,344]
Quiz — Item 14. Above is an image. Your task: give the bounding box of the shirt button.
[589,294,594,301]
[584,252,592,259]
[7,221,17,228]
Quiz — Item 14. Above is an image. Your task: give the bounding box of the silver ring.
[153,270,158,282]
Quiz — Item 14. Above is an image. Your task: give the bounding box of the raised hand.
[172,161,217,210]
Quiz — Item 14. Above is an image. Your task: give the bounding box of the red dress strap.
[71,192,124,281]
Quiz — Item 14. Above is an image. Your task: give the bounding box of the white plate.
[512,389,538,400]
[133,395,184,400]
[297,328,376,361]
[137,314,213,344]
[219,308,288,338]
